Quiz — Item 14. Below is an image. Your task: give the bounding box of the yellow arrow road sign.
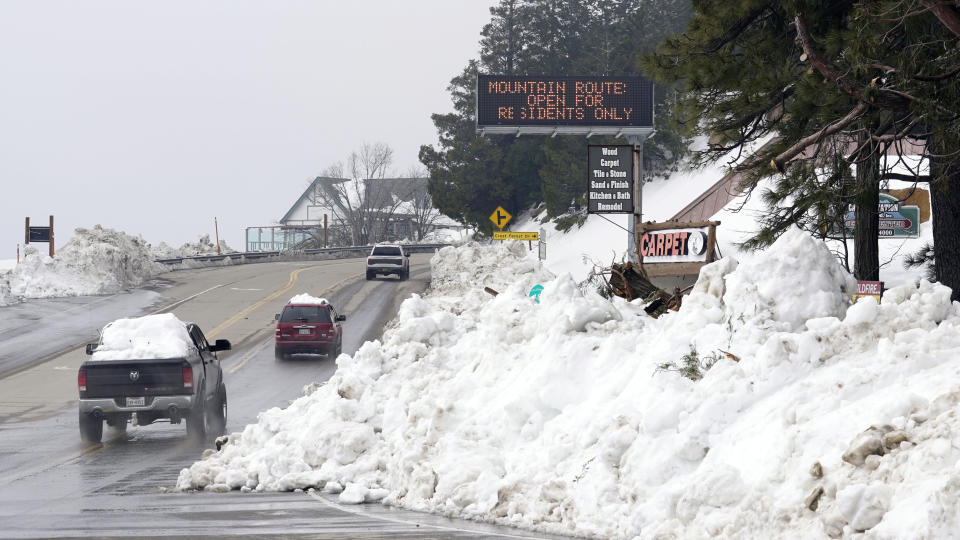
[489,206,512,229]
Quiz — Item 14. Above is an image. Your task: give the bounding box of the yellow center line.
[207,264,330,339]
[224,271,362,374]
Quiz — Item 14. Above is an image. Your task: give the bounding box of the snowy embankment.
[177,231,960,539]
[151,234,236,259]
[0,225,165,306]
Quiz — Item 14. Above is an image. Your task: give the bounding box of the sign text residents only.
[477,75,654,128]
[588,145,633,214]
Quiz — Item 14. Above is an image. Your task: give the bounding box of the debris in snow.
[806,485,825,511]
[842,426,890,467]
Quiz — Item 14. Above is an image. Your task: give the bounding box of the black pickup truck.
[78,316,230,443]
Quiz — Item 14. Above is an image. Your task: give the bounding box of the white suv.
[365,244,410,280]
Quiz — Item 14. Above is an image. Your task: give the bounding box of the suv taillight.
[182,366,193,388]
[276,325,280,337]
[367,257,371,264]
[78,369,87,392]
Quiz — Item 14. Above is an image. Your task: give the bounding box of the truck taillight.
[276,325,280,337]
[78,369,86,392]
[182,366,193,388]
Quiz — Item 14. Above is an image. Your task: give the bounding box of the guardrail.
[154,244,453,266]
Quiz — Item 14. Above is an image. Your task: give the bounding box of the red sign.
[856,281,883,295]
[853,280,884,302]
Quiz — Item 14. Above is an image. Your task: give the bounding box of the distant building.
[245,176,463,251]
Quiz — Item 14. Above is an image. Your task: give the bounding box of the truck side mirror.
[405,252,410,257]
[85,343,97,355]
[336,315,346,322]
[274,313,280,321]
[209,339,232,352]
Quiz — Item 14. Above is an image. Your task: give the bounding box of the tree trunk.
[929,137,960,301]
[854,133,880,281]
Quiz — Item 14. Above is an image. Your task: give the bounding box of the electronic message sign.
[477,75,654,136]
[588,145,633,214]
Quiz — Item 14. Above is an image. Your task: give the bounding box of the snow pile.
[152,234,236,259]
[176,231,960,539]
[288,293,328,305]
[0,225,166,306]
[92,313,193,361]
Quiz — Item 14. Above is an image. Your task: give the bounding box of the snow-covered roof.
[91,313,193,361]
[288,293,329,305]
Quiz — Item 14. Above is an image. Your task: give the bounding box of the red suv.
[274,298,345,360]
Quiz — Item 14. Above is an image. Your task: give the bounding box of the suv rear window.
[280,305,332,323]
[372,246,402,256]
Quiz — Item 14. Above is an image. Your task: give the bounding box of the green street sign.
[830,193,920,239]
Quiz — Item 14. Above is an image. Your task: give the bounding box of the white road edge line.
[306,491,550,540]
[149,284,225,315]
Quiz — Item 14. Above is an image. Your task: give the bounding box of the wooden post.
[49,215,54,258]
[323,214,328,248]
[214,217,221,255]
[705,222,717,263]
[24,217,30,245]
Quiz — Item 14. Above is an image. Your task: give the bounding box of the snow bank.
[92,313,193,361]
[288,293,328,305]
[152,234,236,259]
[0,225,166,306]
[176,232,960,539]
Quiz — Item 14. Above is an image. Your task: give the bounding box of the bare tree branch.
[771,103,868,172]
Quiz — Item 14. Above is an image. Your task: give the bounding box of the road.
[0,256,562,539]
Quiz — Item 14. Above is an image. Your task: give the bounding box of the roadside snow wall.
[0,225,165,305]
[176,229,960,539]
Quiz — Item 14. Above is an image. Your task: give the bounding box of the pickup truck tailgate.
[81,359,191,398]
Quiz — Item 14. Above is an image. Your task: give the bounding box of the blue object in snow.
[529,284,544,303]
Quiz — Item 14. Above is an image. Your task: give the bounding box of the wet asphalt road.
[0,258,564,540]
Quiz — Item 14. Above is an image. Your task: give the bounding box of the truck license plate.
[126,397,145,407]
[299,328,311,335]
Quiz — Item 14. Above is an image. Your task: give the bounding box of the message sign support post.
[626,134,648,263]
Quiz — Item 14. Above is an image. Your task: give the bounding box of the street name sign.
[588,145,633,214]
[493,231,539,241]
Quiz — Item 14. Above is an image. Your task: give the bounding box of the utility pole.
[323,214,328,248]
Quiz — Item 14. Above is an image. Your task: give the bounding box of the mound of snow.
[0,225,166,306]
[288,293,328,305]
[92,313,193,361]
[176,233,960,539]
[151,234,236,259]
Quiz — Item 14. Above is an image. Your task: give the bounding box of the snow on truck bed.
[177,233,960,539]
[91,313,193,361]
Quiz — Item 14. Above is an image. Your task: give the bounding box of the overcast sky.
[0,1,494,254]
